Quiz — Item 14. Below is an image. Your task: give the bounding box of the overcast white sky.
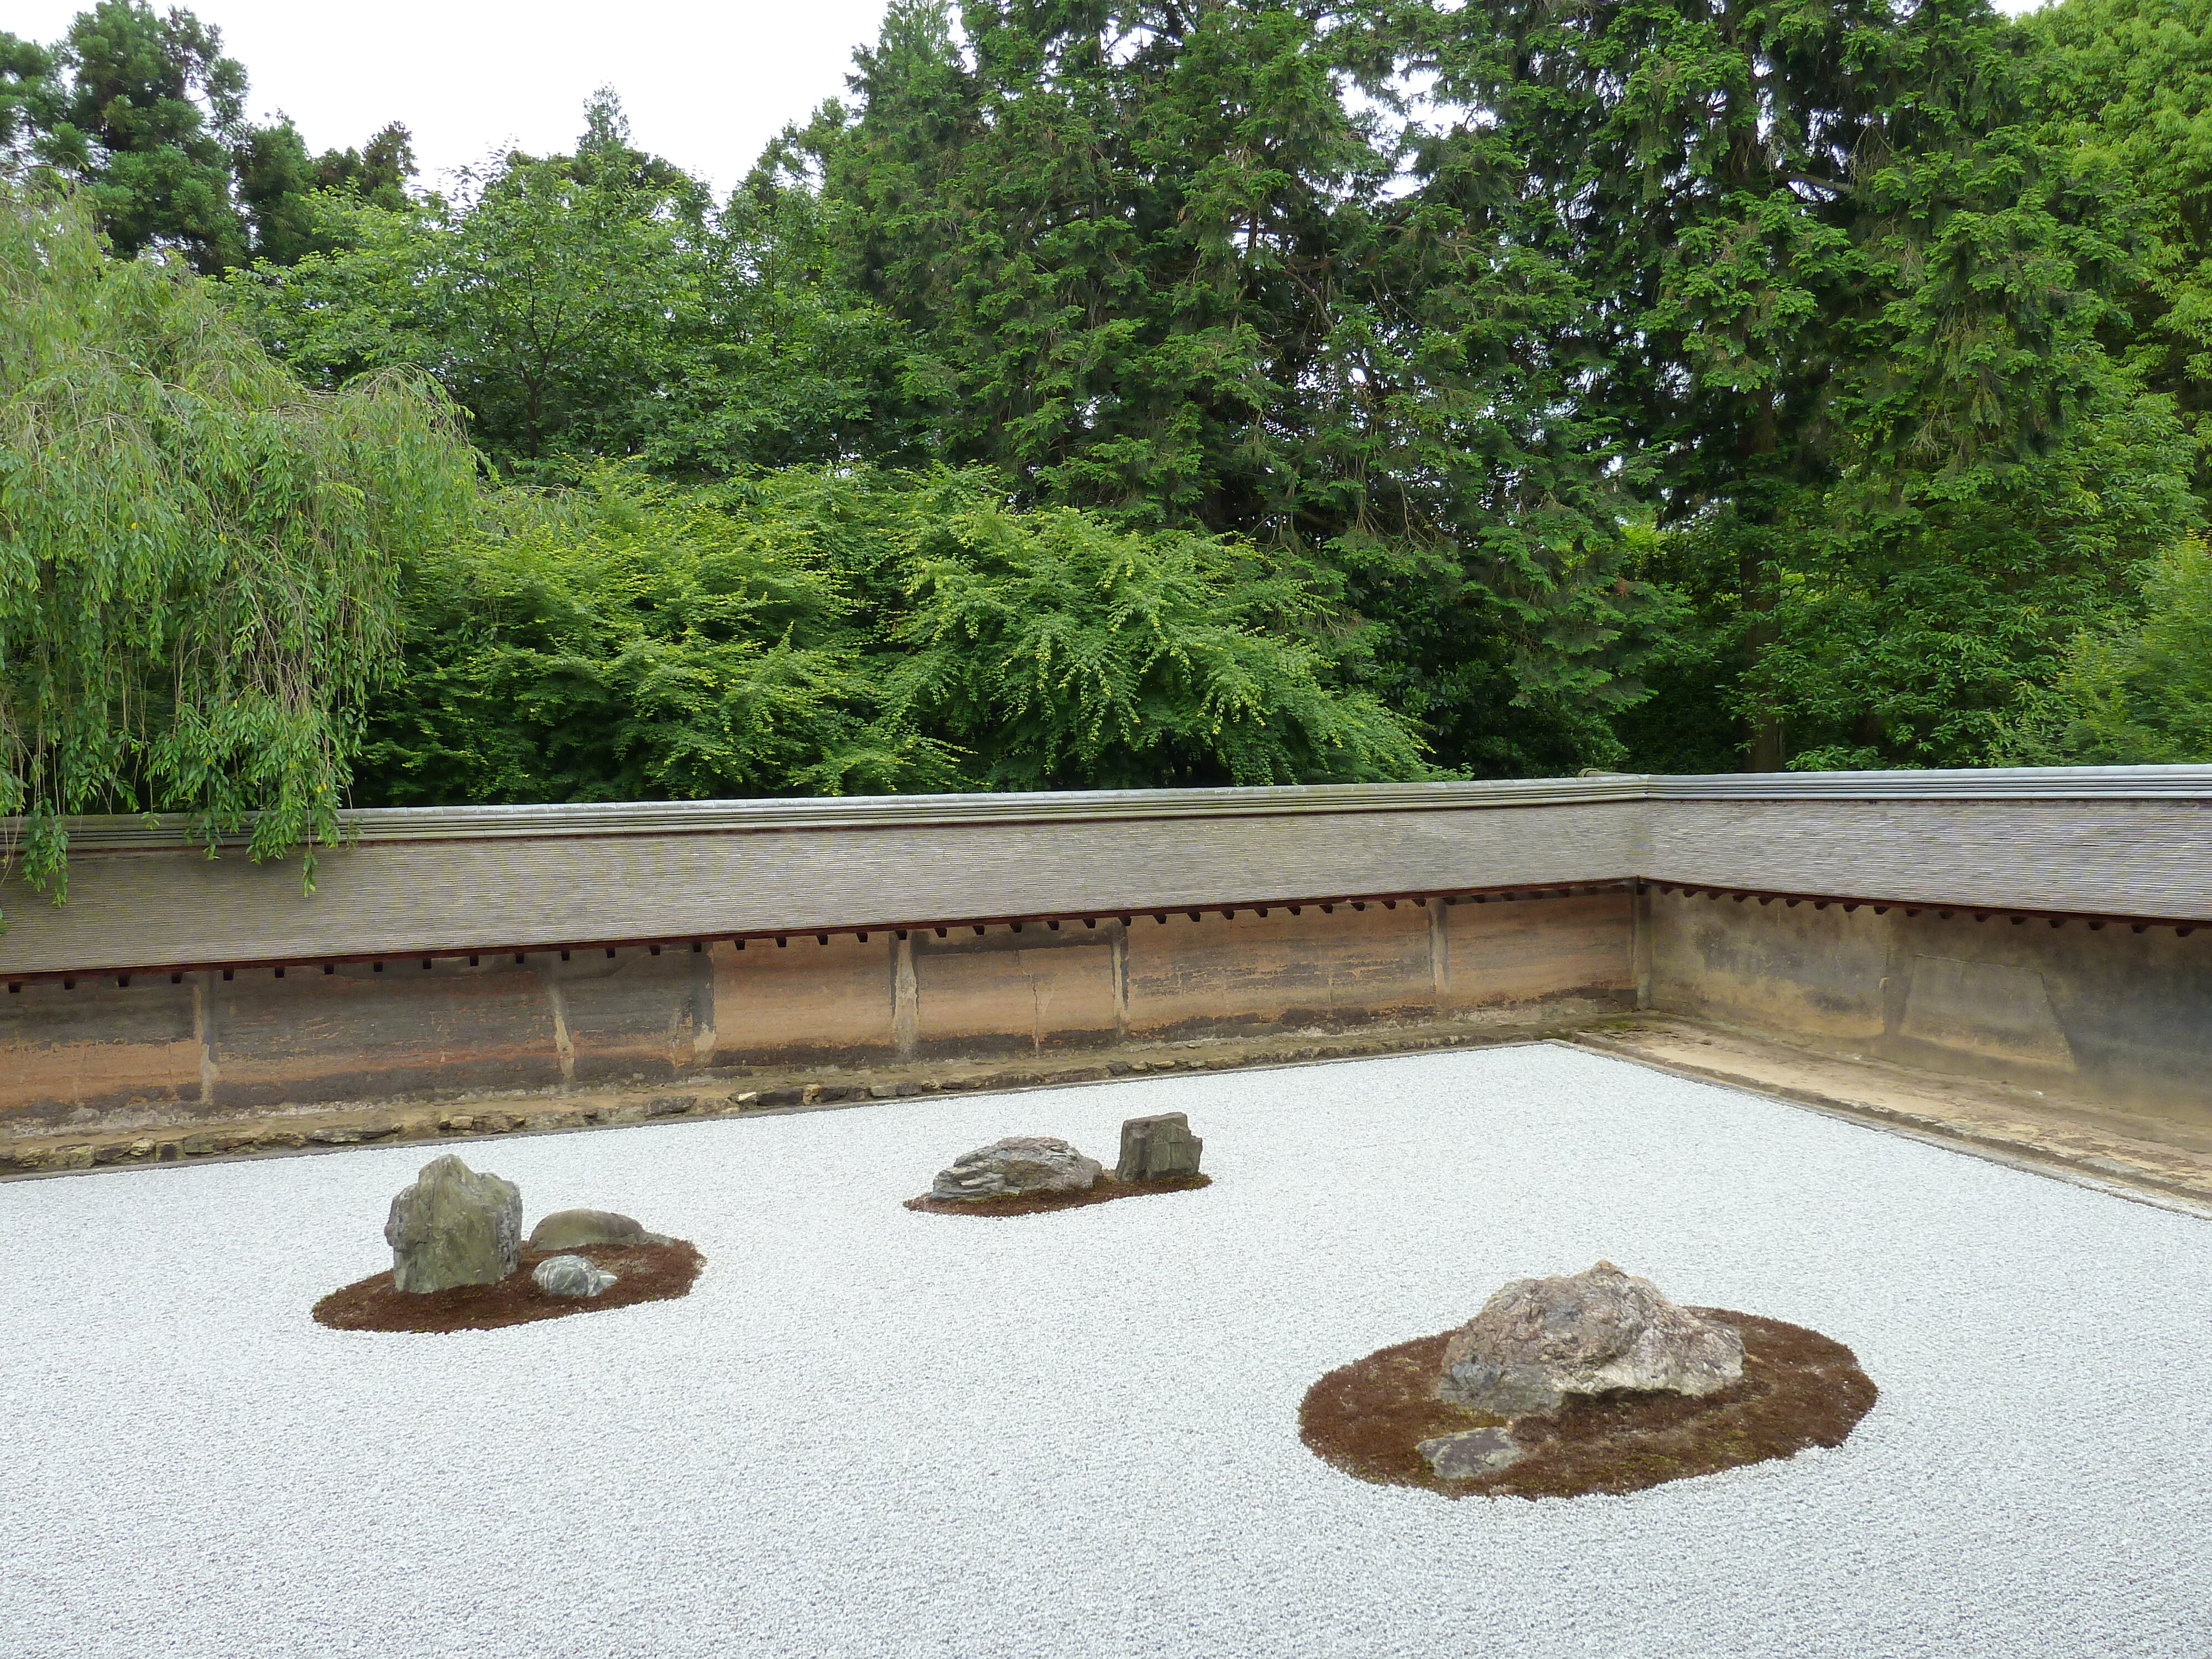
[12,0,2056,200]
[9,1,899,195]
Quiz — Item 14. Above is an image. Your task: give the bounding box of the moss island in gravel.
[1300,1311,1877,1500]
[314,1240,705,1334]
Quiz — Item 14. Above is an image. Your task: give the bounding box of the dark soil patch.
[904,1172,1212,1216]
[313,1240,705,1334]
[1300,1310,1876,1500]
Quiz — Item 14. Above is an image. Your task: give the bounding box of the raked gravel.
[4,1044,2208,1658]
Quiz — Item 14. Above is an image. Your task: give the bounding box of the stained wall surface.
[0,893,1636,1134]
[1646,891,2212,1119]
[3,768,2205,1139]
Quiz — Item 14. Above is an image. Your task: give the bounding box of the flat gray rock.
[1439,1260,1743,1416]
[931,1136,1101,1201]
[532,1254,618,1297]
[1115,1112,1203,1181]
[528,1208,650,1250]
[385,1155,521,1294]
[1417,1427,1524,1479]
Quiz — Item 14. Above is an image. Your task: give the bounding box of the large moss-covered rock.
[527,1208,651,1251]
[385,1155,521,1293]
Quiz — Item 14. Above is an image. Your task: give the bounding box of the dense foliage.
[219,94,930,479]
[4,0,2209,884]
[2032,536,2212,761]
[357,467,1425,804]
[0,185,473,905]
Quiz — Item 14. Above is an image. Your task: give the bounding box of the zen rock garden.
[907,1112,1209,1214]
[312,1154,703,1333]
[319,1122,1869,1506]
[1300,1260,1877,1500]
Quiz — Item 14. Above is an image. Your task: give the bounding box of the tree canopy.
[0,182,474,904]
[1,0,414,270]
[355,466,1427,805]
[5,0,2209,900]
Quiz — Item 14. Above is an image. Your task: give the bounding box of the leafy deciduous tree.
[356,466,1428,805]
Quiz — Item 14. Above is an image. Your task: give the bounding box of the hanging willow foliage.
[0,182,476,911]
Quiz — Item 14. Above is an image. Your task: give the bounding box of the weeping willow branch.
[0,181,477,919]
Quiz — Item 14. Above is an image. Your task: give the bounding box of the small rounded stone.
[532,1255,618,1297]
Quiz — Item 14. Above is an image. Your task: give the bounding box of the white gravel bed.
[4,1043,2209,1658]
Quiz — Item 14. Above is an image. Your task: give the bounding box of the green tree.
[354,466,1427,804]
[2022,0,2212,476]
[0,184,476,908]
[879,473,1430,789]
[7,0,249,270]
[1424,0,2197,769]
[355,472,956,805]
[234,117,418,265]
[228,91,936,477]
[2,3,413,270]
[785,0,1653,777]
[312,120,416,210]
[2028,535,2212,763]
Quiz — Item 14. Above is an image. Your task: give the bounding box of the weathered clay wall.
[6,770,2205,1144]
[1646,891,2212,1120]
[0,893,1636,1136]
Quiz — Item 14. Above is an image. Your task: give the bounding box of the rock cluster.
[385,1155,522,1293]
[382,1160,672,1298]
[533,1255,619,1297]
[931,1136,1102,1201]
[1115,1112,1203,1181]
[1438,1260,1743,1417]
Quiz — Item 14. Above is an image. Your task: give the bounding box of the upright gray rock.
[931,1136,1101,1201]
[385,1154,522,1293]
[528,1208,649,1251]
[1439,1260,1743,1416]
[1115,1112,1203,1181]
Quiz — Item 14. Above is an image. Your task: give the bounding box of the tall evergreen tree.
[1,3,412,270]
[4,0,249,270]
[1427,0,2197,768]
[790,0,1656,775]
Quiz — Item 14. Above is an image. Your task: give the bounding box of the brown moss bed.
[1300,1310,1876,1500]
[904,1172,1212,1216]
[313,1239,705,1333]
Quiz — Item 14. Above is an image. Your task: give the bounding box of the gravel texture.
[4,1043,2208,1658]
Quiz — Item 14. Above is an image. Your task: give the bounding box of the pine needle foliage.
[0,182,474,907]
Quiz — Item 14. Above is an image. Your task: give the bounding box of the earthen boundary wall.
[3,767,2204,1140]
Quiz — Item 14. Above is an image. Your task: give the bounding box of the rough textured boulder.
[1439,1260,1744,1416]
[1417,1427,1524,1479]
[385,1155,522,1293]
[532,1255,618,1297]
[528,1208,653,1251]
[1115,1112,1203,1181]
[931,1136,1102,1201]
